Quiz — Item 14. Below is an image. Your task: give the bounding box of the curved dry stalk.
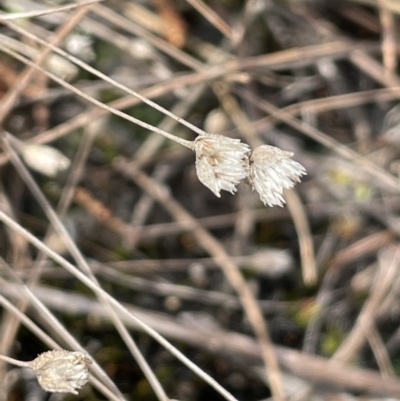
[184,0,233,40]
[28,69,213,147]
[0,44,194,150]
[0,3,94,123]
[284,190,317,285]
[0,0,103,21]
[366,324,395,377]
[377,0,397,75]
[0,209,239,401]
[2,19,209,139]
[0,1,91,367]
[2,135,170,401]
[332,245,400,363]
[0,272,124,401]
[0,354,30,368]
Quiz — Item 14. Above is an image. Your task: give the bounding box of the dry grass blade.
[366,324,394,377]
[0,43,194,148]
[0,208,240,401]
[185,0,233,40]
[2,135,171,401]
[333,245,400,363]
[0,2,98,390]
[0,0,103,21]
[377,0,397,75]
[0,3,94,123]
[284,189,317,286]
[1,19,208,138]
[0,264,124,400]
[4,2,400,400]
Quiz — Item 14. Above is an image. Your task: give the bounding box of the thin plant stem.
[184,0,233,40]
[2,19,208,140]
[0,354,30,368]
[0,0,103,21]
[0,2,98,383]
[0,283,124,401]
[0,208,239,401]
[0,262,125,399]
[2,135,169,401]
[0,3,95,123]
[0,43,194,150]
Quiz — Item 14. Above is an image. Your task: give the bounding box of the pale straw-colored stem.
[2,19,207,141]
[0,209,238,401]
[0,43,194,151]
[0,354,30,368]
[0,0,103,21]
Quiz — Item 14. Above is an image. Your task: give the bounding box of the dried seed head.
[194,133,251,197]
[248,145,306,207]
[29,350,92,394]
[20,144,70,177]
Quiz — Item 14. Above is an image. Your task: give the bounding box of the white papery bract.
[193,134,306,206]
[248,145,306,207]
[30,350,92,394]
[194,133,251,197]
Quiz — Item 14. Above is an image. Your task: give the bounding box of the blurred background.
[1,0,400,400]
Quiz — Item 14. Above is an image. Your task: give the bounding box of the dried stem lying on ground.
[1,1,400,401]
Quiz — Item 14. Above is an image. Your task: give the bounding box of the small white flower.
[29,350,92,394]
[248,145,306,207]
[20,143,70,177]
[194,133,251,197]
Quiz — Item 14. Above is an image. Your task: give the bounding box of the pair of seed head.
[17,132,306,207]
[194,134,306,207]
